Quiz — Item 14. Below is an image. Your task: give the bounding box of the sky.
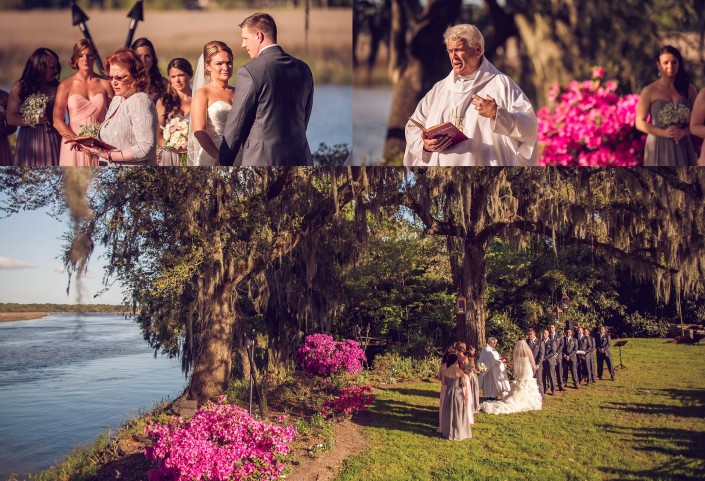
[0,208,123,305]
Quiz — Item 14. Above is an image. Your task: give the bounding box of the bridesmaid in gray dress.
[156,58,192,166]
[75,49,157,165]
[6,48,62,166]
[441,354,472,441]
[691,87,705,166]
[636,46,697,166]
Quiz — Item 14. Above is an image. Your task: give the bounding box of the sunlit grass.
[337,339,705,481]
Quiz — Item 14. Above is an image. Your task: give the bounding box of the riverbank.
[0,312,47,322]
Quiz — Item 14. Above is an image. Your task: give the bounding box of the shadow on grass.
[597,423,705,480]
[602,388,705,419]
[384,387,439,400]
[354,392,439,437]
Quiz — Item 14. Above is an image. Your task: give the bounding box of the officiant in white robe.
[478,338,511,399]
[403,24,538,167]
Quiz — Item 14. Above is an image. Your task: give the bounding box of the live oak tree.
[0,168,371,404]
[398,168,705,350]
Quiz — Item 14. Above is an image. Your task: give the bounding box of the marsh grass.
[337,339,705,481]
[0,8,351,87]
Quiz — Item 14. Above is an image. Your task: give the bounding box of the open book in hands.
[408,117,468,145]
[62,134,116,152]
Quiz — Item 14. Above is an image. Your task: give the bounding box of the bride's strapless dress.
[480,357,542,415]
[191,100,231,166]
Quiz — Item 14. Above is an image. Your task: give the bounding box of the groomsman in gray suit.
[219,12,314,166]
[562,328,579,388]
[541,328,557,395]
[597,325,616,380]
[549,323,565,391]
[584,327,597,383]
[576,327,592,385]
[526,329,544,396]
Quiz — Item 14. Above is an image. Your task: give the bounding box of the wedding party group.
[401,24,705,167]
[0,12,314,167]
[437,324,616,441]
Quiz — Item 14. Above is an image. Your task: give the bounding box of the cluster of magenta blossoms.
[296,333,366,376]
[145,397,296,481]
[538,67,645,166]
[321,385,375,418]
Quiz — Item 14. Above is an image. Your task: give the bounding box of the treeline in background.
[0,0,352,9]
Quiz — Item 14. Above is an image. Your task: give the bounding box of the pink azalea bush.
[145,396,296,481]
[296,334,366,376]
[321,385,375,418]
[538,67,645,166]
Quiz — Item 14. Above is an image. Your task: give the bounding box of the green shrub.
[623,312,670,338]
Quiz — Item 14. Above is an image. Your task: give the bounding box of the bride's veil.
[187,53,207,166]
[512,339,534,381]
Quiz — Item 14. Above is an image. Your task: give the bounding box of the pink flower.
[539,71,645,166]
[145,398,296,481]
[296,334,366,376]
[591,66,605,79]
[321,385,375,418]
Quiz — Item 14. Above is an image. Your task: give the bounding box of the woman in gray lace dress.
[75,48,157,165]
[636,46,697,166]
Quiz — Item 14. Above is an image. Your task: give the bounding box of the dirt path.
[287,417,367,481]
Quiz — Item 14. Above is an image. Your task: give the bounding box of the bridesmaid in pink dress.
[156,58,192,166]
[53,39,113,166]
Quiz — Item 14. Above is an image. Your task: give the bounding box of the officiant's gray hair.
[443,24,484,56]
[487,337,498,345]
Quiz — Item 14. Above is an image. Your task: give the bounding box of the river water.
[352,87,392,165]
[0,313,187,480]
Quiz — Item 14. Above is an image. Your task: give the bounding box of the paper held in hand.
[409,117,468,145]
[63,134,116,152]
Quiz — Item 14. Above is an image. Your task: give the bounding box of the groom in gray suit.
[219,12,314,166]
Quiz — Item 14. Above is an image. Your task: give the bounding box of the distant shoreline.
[0,311,127,322]
[0,312,48,322]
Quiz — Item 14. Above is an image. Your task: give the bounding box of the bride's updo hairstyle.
[203,40,233,78]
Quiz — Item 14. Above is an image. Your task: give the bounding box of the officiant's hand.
[422,134,453,152]
[472,94,498,120]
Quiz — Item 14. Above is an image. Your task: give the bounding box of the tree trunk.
[187,288,235,404]
[457,238,488,352]
[265,304,297,375]
[513,12,582,107]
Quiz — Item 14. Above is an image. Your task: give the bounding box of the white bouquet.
[657,102,691,144]
[158,117,189,166]
[19,92,48,127]
[77,122,101,139]
[476,362,488,374]
[76,122,103,166]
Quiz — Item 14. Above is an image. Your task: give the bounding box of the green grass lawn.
[336,339,705,481]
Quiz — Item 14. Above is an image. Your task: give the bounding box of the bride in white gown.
[188,41,234,166]
[480,339,542,415]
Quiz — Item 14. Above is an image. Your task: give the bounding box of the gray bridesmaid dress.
[643,99,697,166]
[441,376,472,441]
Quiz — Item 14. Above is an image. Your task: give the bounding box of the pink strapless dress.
[59,93,108,167]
